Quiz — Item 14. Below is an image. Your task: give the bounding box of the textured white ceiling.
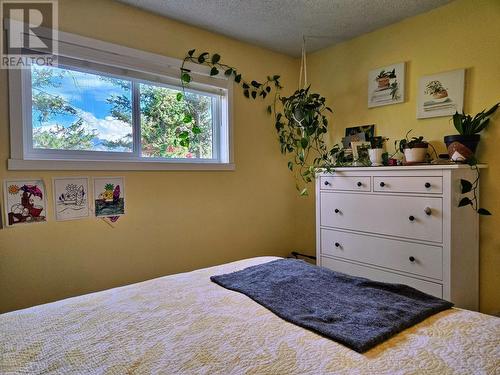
[117,0,452,56]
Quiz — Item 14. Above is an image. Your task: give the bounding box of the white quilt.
[1,256,499,374]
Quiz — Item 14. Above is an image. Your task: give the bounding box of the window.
[8,27,232,170]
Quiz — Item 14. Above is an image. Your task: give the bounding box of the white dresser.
[316,165,482,310]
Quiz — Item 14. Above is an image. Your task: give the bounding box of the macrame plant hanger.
[298,36,308,89]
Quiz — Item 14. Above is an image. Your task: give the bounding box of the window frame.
[8,21,234,171]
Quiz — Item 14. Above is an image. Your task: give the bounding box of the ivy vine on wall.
[178,50,335,195]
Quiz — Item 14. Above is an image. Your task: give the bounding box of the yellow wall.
[0,0,299,313]
[300,0,500,314]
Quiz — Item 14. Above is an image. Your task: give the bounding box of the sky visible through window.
[31,64,214,158]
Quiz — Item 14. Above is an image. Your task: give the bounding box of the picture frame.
[53,177,90,221]
[351,141,371,162]
[368,62,405,108]
[417,68,465,119]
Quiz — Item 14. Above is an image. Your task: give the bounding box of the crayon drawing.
[4,179,47,226]
[94,177,125,217]
[53,177,90,221]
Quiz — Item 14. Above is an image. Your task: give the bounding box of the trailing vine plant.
[179,50,335,195]
[458,158,491,215]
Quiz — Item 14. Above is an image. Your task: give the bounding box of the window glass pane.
[140,83,213,159]
[31,64,133,152]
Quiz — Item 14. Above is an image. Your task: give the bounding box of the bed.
[1,256,499,374]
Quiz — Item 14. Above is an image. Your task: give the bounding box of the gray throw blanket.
[210,259,453,352]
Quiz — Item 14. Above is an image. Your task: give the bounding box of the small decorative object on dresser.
[316,165,485,310]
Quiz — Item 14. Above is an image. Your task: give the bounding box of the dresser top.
[321,164,487,172]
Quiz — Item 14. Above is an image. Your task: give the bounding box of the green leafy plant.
[394,130,427,153]
[425,80,447,96]
[458,158,491,215]
[179,50,336,195]
[376,69,396,80]
[452,103,500,135]
[370,136,388,149]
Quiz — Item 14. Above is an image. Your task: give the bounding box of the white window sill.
[8,159,235,171]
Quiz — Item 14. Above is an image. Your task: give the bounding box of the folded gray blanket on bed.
[210,259,453,352]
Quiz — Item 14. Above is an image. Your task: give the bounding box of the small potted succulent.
[395,130,429,164]
[444,103,499,162]
[368,136,388,166]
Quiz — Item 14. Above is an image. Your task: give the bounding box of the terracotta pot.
[377,77,390,89]
[433,90,448,99]
[444,134,480,162]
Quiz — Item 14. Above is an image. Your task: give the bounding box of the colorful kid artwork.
[53,177,90,221]
[93,177,125,217]
[4,179,47,226]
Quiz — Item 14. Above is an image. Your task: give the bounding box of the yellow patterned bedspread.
[1,257,499,374]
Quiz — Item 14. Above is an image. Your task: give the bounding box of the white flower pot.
[368,148,384,166]
[404,147,427,164]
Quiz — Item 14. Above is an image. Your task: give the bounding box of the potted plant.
[425,80,448,100]
[395,130,429,164]
[444,103,499,162]
[368,136,388,166]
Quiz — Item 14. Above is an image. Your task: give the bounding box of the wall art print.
[53,177,90,221]
[93,177,125,218]
[368,62,405,108]
[4,179,47,226]
[417,68,465,119]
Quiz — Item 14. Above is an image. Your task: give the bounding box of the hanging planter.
[179,42,335,195]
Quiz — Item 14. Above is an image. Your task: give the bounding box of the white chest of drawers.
[316,165,482,310]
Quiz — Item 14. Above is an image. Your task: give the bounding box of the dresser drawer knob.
[424,207,432,216]
[409,256,416,262]
[334,242,341,248]
[357,181,362,187]
[425,182,431,188]
[324,181,331,186]
[334,208,340,214]
[409,215,415,222]
[379,181,385,187]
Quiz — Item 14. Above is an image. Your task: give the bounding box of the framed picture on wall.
[417,69,465,119]
[368,62,405,108]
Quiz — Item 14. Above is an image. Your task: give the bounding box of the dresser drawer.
[321,257,443,298]
[374,176,443,194]
[321,229,443,279]
[320,176,370,192]
[320,192,443,242]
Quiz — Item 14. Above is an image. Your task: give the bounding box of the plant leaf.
[192,126,202,135]
[224,68,233,76]
[188,49,195,57]
[179,131,189,139]
[251,91,257,99]
[197,52,209,63]
[210,66,219,76]
[243,89,249,98]
[458,197,472,207]
[287,161,293,171]
[477,208,492,215]
[266,105,272,114]
[183,114,193,123]
[211,53,221,64]
[234,74,241,83]
[181,73,191,83]
[460,179,473,193]
[176,92,183,101]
